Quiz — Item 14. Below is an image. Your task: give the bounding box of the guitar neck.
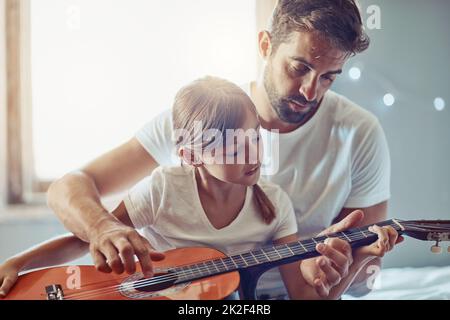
[172,219,404,284]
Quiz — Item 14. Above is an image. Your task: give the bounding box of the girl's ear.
[179,148,203,167]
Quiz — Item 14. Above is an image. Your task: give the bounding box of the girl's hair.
[172,76,276,224]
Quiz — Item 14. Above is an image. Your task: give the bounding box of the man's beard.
[263,64,319,125]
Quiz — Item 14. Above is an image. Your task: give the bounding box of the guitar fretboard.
[172,219,403,283]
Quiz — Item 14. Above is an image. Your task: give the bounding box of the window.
[1,0,277,206]
[31,0,260,184]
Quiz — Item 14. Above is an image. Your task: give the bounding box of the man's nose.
[299,75,319,102]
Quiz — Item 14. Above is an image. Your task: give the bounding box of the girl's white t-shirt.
[123,166,298,256]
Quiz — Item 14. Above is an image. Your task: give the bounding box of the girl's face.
[201,107,263,187]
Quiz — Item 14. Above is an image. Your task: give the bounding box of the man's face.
[263,31,349,125]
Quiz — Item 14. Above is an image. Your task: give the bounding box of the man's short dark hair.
[269,0,370,55]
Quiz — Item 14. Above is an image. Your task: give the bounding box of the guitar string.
[50,219,449,295]
[65,222,407,300]
[71,220,443,300]
[65,227,413,300]
[64,222,404,299]
[63,223,400,300]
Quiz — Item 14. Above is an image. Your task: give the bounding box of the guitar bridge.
[45,284,65,300]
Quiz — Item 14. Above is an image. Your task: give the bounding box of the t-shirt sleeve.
[344,120,391,208]
[135,109,177,166]
[272,188,298,241]
[123,170,164,229]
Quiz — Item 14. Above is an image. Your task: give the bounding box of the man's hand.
[354,224,402,259]
[88,218,165,278]
[300,210,365,297]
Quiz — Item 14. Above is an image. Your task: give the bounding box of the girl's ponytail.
[253,184,276,224]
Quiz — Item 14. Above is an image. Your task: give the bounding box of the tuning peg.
[431,241,442,254]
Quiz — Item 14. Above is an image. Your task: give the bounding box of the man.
[48,0,395,299]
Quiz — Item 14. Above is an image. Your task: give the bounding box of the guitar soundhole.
[133,273,176,293]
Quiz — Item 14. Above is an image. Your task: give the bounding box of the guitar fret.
[285,244,295,256]
[264,247,279,260]
[193,263,204,275]
[250,251,261,264]
[219,258,230,271]
[203,261,214,275]
[260,248,271,262]
[290,242,305,254]
[221,257,236,270]
[231,255,247,268]
[340,232,352,242]
[179,265,194,280]
[302,239,316,251]
[184,265,194,276]
[251,250,264,263]
[211,259,222,273]
[274,247,283,259]
[229,257,239,269]
[298,241,308,252]
[241,252,258,265]
[240,254,249,267]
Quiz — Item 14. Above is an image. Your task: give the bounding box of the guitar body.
[3,247,240,300]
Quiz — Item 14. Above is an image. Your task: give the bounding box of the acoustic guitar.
[2,219,449,300]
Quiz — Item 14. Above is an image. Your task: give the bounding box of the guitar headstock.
[396,220,450,254]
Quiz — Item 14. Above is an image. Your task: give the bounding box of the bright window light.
[31,0,257,180]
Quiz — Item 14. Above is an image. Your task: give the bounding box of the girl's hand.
[0,260,22,298]
[354,225,403,260]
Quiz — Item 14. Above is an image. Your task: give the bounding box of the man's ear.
[179,148,203,167]
[258,30,273,60]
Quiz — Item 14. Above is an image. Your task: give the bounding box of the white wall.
[0,0,8,209]
[334,0,450,267]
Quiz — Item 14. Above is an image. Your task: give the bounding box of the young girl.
[0,77,397,300]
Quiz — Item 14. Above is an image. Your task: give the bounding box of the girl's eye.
[227,148,241,157]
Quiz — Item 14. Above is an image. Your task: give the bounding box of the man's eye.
[321,75,335,83]
[290,64,309,76]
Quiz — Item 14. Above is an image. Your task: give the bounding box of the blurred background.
[0,0,449,278]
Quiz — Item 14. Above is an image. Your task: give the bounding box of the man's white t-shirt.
[135,85,391,295]
[123,166,298,256]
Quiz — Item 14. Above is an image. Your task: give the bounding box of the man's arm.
[47,137,160,275]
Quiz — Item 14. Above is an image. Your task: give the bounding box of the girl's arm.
[2,202,135,274]
[276,234,363,300]
[0,201,142,297]
[0,234,89,297]
[5,234,89,274]
[274,234,327,300]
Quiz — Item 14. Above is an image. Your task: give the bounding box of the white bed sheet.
[343,266,450,300]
